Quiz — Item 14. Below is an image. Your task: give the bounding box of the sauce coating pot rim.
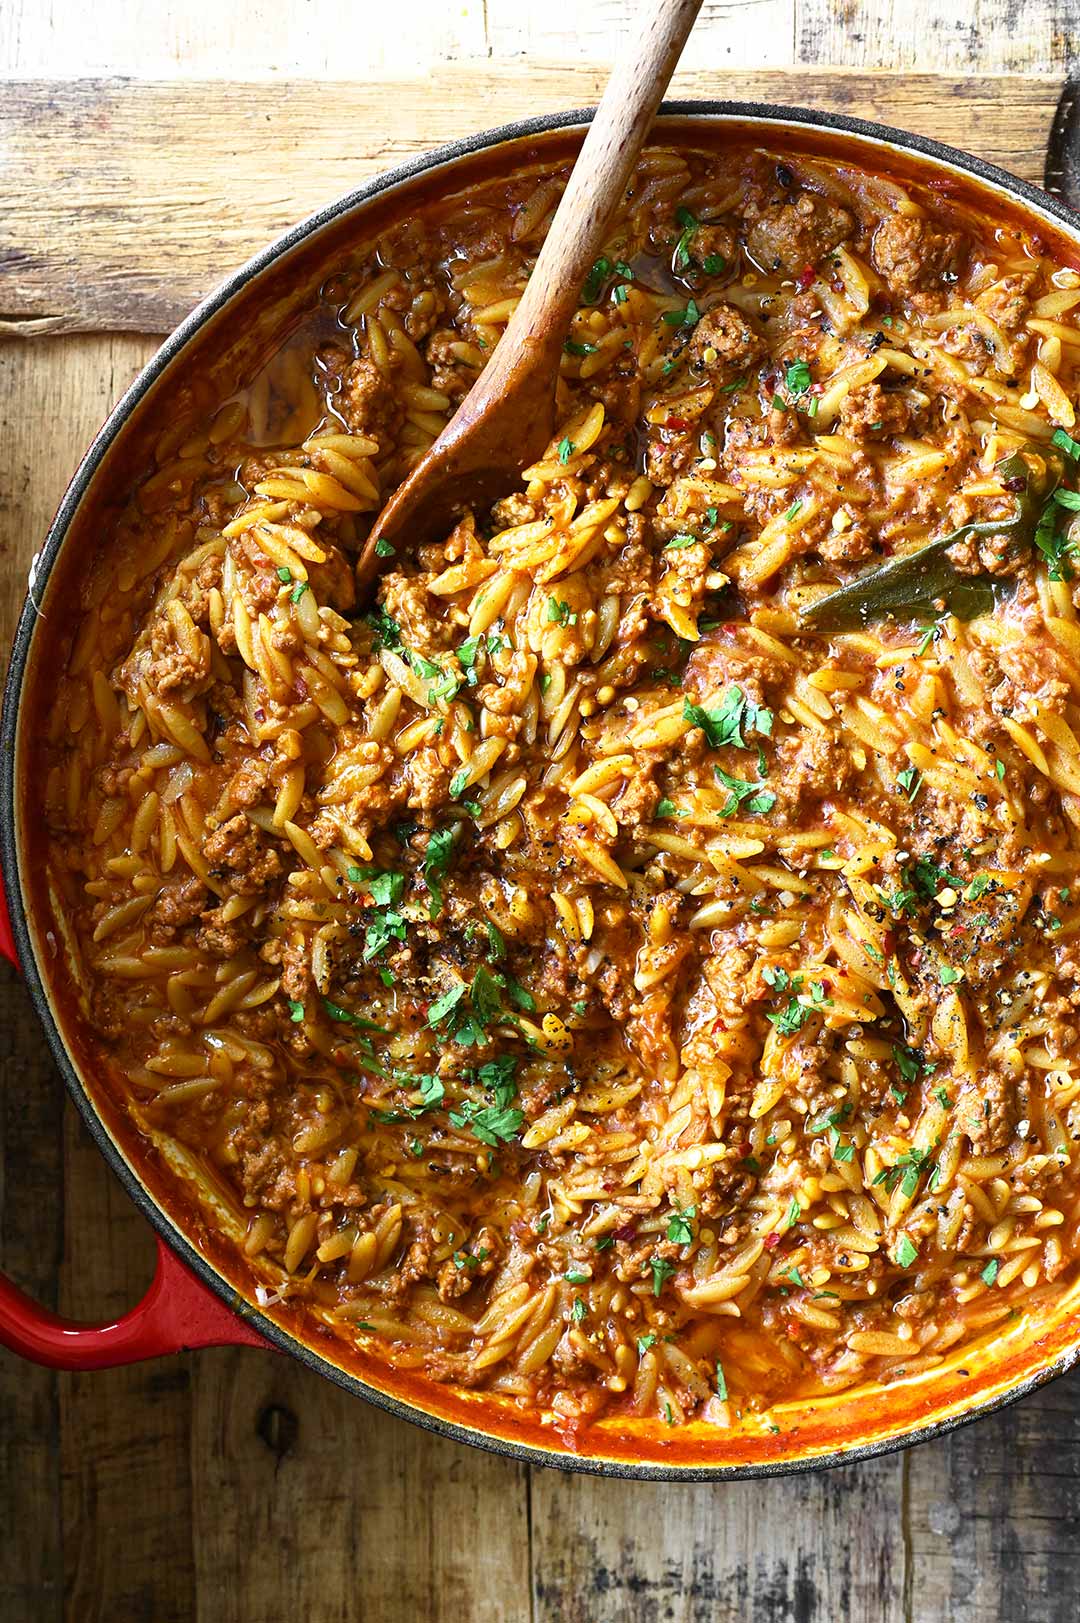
[5,102,1080,1480]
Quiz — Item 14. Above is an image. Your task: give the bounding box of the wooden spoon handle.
[472,0,704,386]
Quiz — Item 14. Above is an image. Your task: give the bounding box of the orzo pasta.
[40,141,1080,1440]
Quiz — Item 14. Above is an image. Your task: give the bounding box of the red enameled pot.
[3,105,1080,1478]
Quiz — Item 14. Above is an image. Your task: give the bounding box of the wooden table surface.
[3,3,1080,1619]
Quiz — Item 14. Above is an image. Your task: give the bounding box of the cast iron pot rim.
[4,98,1080,1482]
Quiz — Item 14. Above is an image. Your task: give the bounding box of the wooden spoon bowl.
[355,0,704,594]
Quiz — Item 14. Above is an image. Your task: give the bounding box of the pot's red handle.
[0,878,271,1367]
[0,1236,268,1369]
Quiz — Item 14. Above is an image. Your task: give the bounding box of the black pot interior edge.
[2,100,1078,1481]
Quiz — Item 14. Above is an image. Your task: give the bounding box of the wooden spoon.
[355,0,705,594]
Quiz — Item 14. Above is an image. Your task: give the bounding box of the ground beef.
[644,428,699,484]
[870,213,965,293]
[745,189,853,275]
[976,272,1037,333]
[686,301,766,381]
[380,570,455,651]
[774,730,854,806]
[339,356,403,449]
[838,381,911,440]
[142,611,211,696]
[963,1069,1016,1153]
[425,328,476,403]
[147,874,209,943]
[203,813,282,895]
[196,904,250,960]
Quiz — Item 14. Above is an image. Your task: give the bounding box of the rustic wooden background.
[3,2,1080,1619]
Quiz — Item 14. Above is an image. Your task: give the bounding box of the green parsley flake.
[981,1257,1000,1287]
[287,999,305,1023]
[894,1235,919,1268]
[785,359,812,396]
[557,437,575,464]
[650,1256,676,1296]
[666,1205,696,1247]
[374,538,395,557]
[682,686,772,751]
[715,1361,728,1400]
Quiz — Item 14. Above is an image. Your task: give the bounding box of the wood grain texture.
[188,1348,531,1623]
[2,6,1080,1618]
[798,0,1074,74]
[1,0,1069,78]
[0,68,1062,336]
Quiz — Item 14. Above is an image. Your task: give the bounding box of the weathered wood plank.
[905,1369,1080,1623]
[1,0,1066,81]
[0,68,1060,336]
[0,333,160,1623]
[530,1451,905,1622]
[189,1348,532,1623]
[798,0,1073,74]
[0,330,197,1623]
[0,968,63,1623]
[58,1104,198,1623]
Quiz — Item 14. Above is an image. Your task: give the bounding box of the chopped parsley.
[784,358,812,397]
[650,1256,676,1295]
[666,1204,696,1246]
[276,565,292,583]
[557,437,575,465]
[422,826,456,918]
[290,581,309,604]
[322,1000,390,1035]
[894,1235,919,1268]
[287,999,305,1023]
[873,1145,931,1199]
[682,686,772,751]
[664,532,700,549]
[1052,427,1080,460]
[448,1099,524,1147]
[637,1333,657,1356]
[374,538,396,558]
[981,1257,1000,1287]
[564,338,598,357]
[784,499,803,523]
[661,298,701,329]
[570,1297,587,1323]
[715,765,776,818]
[673,205,698,270]
[581,256,611,304]
[896,766,922,802]
[715,1361,728,1400]
[547,597,578,626]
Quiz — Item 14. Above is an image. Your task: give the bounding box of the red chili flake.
[950,923,966,938]
[1004,474,1026,492]
[796,264,815,292]
[293,675,309,698]
[253,707,266,722]
[665,414,689,431]
[787,1323,802,1340]
[614,1222,639,1243]
[764,1231,782,1251]
[710,1016,727,1034]
[882,930,896,957]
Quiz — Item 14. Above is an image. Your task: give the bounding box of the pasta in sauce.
[41,140,1080,1441]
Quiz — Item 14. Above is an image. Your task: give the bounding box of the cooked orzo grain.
[42,141,1080,1437]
